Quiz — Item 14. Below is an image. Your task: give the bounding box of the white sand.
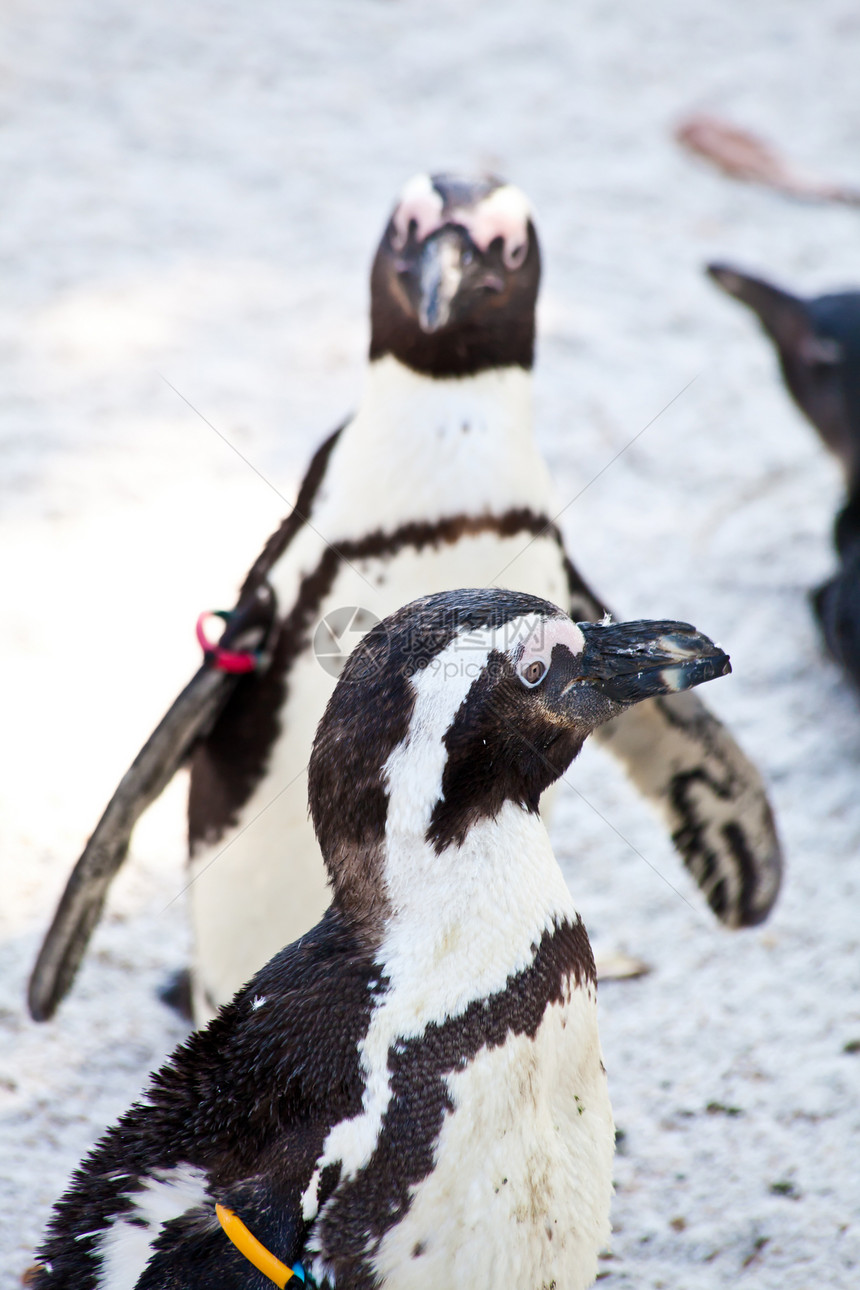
[2,2,859,1285]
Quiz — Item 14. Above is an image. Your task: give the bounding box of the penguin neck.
[322,354,550,532]
[361,351,534,420]
[375,801,578,1020]
[357,354,536,464]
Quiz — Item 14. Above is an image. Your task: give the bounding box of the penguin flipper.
[594,690,781,926]
[562,552,782,928]
[126,1197,305,1290]
[28,581,279,1023]
[27,663,234,1023]
[33,911,371,1287]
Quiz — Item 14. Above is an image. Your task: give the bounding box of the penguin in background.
[29,176,781,1028]
[31,588,732,1290]
[708,263,860,691]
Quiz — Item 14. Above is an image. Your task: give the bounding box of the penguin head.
[708,263,860,487]
[369,174,541,377]
[309,589,730,921]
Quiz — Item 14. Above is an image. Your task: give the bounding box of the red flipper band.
[196,611,259,674]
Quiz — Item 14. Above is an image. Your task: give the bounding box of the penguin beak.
[706,263,804,343]
[706,262,772,308]
[416,230,466,333]
[558,619,731,718]
[707,263,843,366]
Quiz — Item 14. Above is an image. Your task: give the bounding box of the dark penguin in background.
[29,176,781,1029]
[708,264,860,691]
[32,588,731,1290]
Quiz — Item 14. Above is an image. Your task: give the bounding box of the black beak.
[707,262,842,366]
[706,262,806,335]
[416,230,466,333]
[569,618,731,710]
[706,261,776,309]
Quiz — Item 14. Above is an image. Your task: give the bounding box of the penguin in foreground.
[708,263,860,690]
[32,589,731,1290]
[29,175,780,1028]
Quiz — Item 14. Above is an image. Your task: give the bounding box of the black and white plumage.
[29,175,780,1027]
[32,589,731,1290]
[708,263,860,691]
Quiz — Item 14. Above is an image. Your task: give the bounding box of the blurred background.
[2,2,860,1285]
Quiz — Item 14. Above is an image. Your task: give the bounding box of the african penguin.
[708,263,860,691]
[31,588,731,1290]
[29,174,780,1029]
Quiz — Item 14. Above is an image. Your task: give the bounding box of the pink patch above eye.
[391,176,445,250]
[517,617,586,681]
[391,177,531,269]
[462,187,531,268]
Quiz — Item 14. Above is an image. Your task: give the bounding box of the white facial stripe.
[391,174,444,250]
[515,616,585,683]
[383,630,493,842]
[391,177,532,268]
[383,613,566,841]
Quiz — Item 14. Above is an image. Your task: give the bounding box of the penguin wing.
[34,911,375,1289]
[559,543,783,927]
[27,578,279,1025]
[27,428,345,1023]
[27,662,238,1023]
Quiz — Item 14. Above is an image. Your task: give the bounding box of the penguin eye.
[504,241,528,269]
[520,659,547,688]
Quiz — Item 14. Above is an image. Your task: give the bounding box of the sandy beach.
[2,3,859,1285]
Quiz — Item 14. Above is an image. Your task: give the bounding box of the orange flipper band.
[215,1202,302,1287]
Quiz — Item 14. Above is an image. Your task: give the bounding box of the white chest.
[310,356,556,539]
[372,986,613,1290]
